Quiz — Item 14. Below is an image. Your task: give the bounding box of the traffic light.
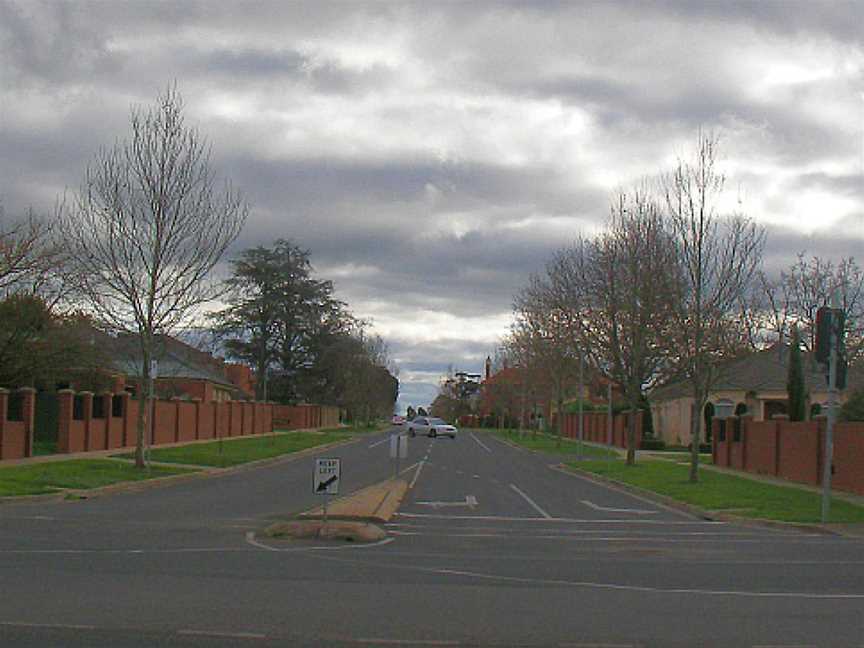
[815,307,845,365]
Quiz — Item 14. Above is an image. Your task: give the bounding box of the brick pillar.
[0,388,7,460]
[101,391,113,449]
[192,398,201,440]
[172,397,182,443]
[79,391,94,451]
[17,387,36,457]
[119,392,131,447]
[57,389,74,453]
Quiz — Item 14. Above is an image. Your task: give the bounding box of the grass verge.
[0,459,196,497]
[485,428,620,459]
[115,429,356,468]
[567,458,864,524]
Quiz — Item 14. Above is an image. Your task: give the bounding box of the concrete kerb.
[554,462,857,537]
[0,432,367,504]
[487,429,626,459]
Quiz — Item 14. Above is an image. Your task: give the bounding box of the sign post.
[314,458,341,527]
[390,433,407,477]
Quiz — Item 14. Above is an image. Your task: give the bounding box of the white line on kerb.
[510,483,552,519]
[1,622,97,630]
[410,460,425,489]
[470,433,492,453]
[179,630,267,639]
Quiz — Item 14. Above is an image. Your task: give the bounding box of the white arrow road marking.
[581,500,657,515]
[509,483,552,519]
[416,496,478,509]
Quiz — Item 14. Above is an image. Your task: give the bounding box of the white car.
[407,417,458,439]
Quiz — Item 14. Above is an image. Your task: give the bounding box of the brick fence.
[273,404,340,430]
[0,388,36,460]
[55,390,275,453]
[712,416,864,496]
[560,410,643,450]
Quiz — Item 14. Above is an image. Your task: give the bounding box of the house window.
[733,417,742,443]
[7,393,23,422]
[717,419,726,442]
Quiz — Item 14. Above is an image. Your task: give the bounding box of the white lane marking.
[416,496,478,509]
[470,433,492,453]
[549,464,697,520]
[431,567,864,599]
[409,461,425,489]
[394,512,728,524]
[179,630,267,639]
[510,483,552,519]
[244,531,395,552]
[398,461,420,475]
[560,643,636,648]
[354,639,459,646]
[1,622,97,630]
[368,436,391,448]
[582,500,657,515]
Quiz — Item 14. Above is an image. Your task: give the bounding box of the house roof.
[650,344,863,402]
[108,334,241,390]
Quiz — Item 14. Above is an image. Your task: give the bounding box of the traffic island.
[300,478,409,523]
[264,519,386,542]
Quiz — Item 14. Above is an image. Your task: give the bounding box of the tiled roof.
[650,344,863,402]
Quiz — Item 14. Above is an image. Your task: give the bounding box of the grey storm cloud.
[1,0,862,402]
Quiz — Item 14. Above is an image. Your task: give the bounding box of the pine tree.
[787,326,807,422]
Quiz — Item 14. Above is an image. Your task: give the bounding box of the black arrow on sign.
[317,474,338,492]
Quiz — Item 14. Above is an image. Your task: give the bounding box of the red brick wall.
[712,417,864,497]
[833,423,864,496]
[777,421,821,486]
[198,403,215,440]
[743,421,777,476]
[176,402,197,443]
[152,401,176,445]
[560,411,641,450]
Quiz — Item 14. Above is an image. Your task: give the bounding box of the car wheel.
[429,429,437,438]
[409,428,415,437]
[449,434,455,439]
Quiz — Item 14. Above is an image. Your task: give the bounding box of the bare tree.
[59,87,247,468]
[588,186,682,465]
[662,132,765,482]
[0,206,69,304]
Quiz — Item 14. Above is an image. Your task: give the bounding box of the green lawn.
[484,428,620,459]
[567,458,864,524]
[117,429,355,467]
[0,459,195,497]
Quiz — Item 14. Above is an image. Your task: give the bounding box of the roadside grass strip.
[568,458,864,524]
[0,459,196,497]
[114,429,354,468]
[486,428,620,459]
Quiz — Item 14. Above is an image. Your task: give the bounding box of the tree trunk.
[626,382,639,466]
[134,343,152,469]
[689,391,706,483]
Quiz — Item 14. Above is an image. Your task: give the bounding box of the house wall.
[713,417,864,497]
[560,411,642,450]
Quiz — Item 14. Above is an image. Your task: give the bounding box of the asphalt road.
[0,428,862,647]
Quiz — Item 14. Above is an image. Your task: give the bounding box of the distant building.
[650,344,862,446]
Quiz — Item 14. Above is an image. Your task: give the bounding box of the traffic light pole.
[820,308,839,523]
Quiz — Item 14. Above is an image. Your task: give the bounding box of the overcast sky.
[1,1,862,412]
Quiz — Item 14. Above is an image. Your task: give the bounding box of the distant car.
[407,416,458,439]
[391,415,405,426]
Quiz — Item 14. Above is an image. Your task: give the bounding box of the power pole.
[820,300,840,523]
[578,349,584,458]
